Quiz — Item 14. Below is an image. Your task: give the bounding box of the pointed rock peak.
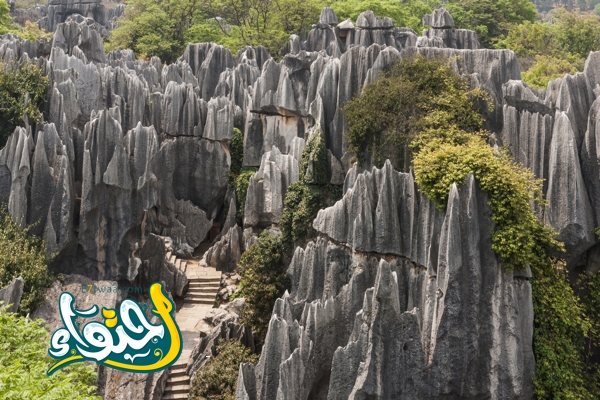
[423,7,455,29]
[447,182,460,209]
[337,18,355,30]
[319,7,338,25]
[356,10,394,29]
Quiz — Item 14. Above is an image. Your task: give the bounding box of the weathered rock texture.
[186,298,254,378]
[236,166,534,400]
[0,276,24,313]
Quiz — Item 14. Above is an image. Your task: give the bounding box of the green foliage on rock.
[234,168,257,223]
[0,307,100,400]
[189,340,258,400]
[413,135,561,271]
[236,233,289,345]
[344,55,488,172]
[0,209,53,314]
[280,131,342,249]
[0,62,49,147]
[229,128,244,185]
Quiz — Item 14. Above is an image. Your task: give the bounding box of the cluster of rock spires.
[8,0,125,32]
[0,4,599,400]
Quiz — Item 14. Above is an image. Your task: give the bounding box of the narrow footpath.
[161,252,221,400]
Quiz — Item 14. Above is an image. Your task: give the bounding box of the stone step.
[188,285,220,292]
[169,254,176,264]
[164,384,190,394]
[188,276,221,282]
[166,251,172,260]
[189,280,220,285]
[180,261,187,272]
[185,291,219,299]
[169,366,187,378]
[187,294,217,301]
[175,259,181,269]
[186,298,215,305]
[167,375,190,385]
[162,393,188,400]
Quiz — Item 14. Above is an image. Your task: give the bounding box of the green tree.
[0,62,49,147]
[106,0,205,63]
[189,341,258,400]
[0,0,11,34]
[446,0,537,47]
[0,307,100,400]
[0,208,54,315]
[201,0,323,56]
[554,11,600,59]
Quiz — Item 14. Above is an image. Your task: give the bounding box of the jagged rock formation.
[204,225,244,272]
[422,7,480,50]
[186,298,254,378]
[39,0,124,32]
[501,55,600,269]
[0,276,24,313]
[244,146,299,228]
[236,166,534,399]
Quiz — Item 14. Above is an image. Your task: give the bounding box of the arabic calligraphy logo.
[46,282,182,375]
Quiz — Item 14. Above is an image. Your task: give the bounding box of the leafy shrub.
[228,128,244,186]
[413,135,561,271]
[0,209,53,314]
[236,233,289,345]
[189,340,258,400]
[0,307,100,400]
[521,55,579,89]
[344,55,488,172]
[532,262,599,399]
[0,62,49,147]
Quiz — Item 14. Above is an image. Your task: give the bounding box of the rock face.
[0,276,24,313]
[501,57,600,269]
[186,298,254,378]
[236,166,534,400]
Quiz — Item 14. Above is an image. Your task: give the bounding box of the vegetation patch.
[0,307,100,400]
[280,131,342,249]
[189,340,258,400]
[0,209,54,314]
[0,62,49,147]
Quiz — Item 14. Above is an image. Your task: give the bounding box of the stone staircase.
[161,256,222,400]
[162,363,190,400]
